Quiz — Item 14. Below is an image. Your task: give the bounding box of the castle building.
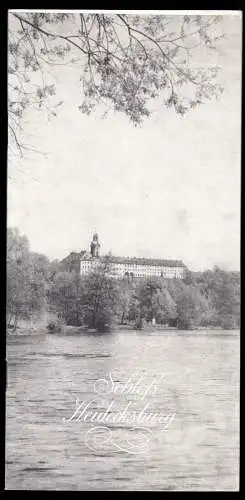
[90,232,100,258]
[62,233,187,280]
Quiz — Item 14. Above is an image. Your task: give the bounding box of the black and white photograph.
[6,9,241,491]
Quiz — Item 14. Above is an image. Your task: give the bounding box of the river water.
[5,330,239,491]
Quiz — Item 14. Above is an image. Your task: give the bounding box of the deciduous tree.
[8,12,224,155]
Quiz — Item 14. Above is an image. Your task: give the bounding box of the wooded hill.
[7,228,240,332]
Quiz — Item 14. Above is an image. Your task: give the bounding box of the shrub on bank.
[46,320,64,333]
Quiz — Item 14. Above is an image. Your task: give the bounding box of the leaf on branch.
[8,12,225,156]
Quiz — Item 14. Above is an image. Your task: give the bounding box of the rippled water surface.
[6,330,239,491]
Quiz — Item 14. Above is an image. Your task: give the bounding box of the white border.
[8,9,242,16]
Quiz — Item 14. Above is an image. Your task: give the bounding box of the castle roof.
[81,254,185,267]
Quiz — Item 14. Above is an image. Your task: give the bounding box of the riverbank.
[7,321,237,337]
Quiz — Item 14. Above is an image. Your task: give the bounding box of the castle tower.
[90,232,100,258]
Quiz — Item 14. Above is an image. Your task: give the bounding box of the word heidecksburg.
[65,399,176,427]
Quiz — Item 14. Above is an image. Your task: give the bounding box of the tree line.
[7,227,240,332]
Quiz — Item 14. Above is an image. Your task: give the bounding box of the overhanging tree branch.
[8,12,224,157]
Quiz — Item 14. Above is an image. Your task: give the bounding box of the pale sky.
[8,12,241,271]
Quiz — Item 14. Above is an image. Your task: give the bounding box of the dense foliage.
[7,228,240,332]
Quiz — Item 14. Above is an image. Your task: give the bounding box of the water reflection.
[6,330,239,491]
